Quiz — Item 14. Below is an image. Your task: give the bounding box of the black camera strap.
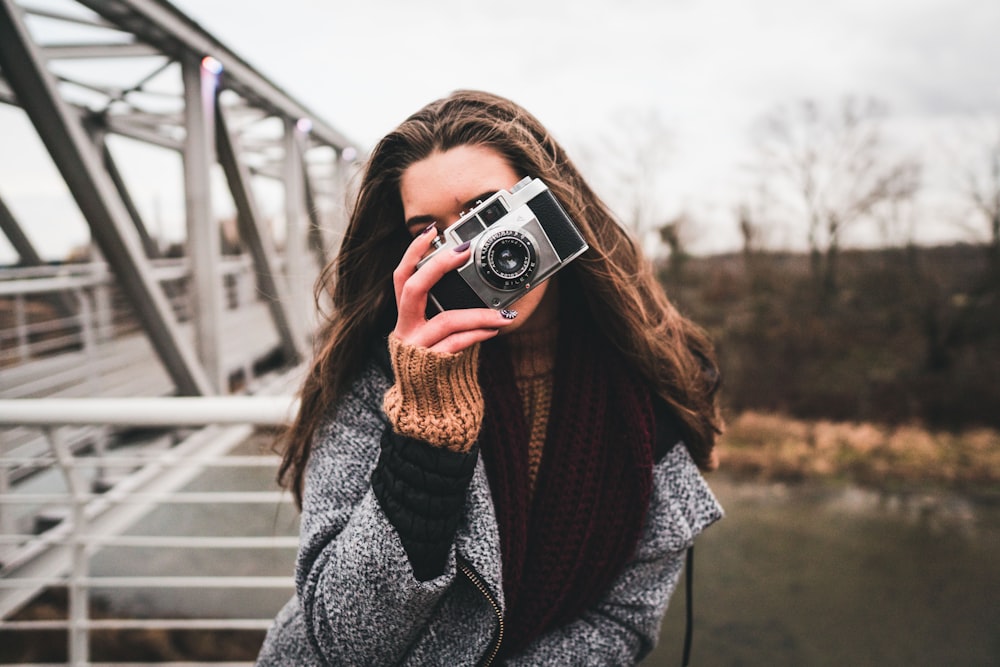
[682,545,694,667]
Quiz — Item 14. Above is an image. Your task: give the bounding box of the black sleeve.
[652,396,685,463]
[370,428,479,581]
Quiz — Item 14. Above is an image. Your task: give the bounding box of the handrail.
[0,394,302,665]
[0,274,107,296]
[0,396,299,427]
[0,256,273,372]
[0,257,256,296]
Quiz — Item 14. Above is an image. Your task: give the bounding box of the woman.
[256,90,723,666]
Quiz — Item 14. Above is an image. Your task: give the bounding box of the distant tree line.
[582,96,1000,429]
[727,99,999,428]
[666,242,999,430]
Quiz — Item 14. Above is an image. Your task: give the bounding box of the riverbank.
[648,468,1000,667]
[718,411,1000,496]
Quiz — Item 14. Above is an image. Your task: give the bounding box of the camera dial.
[479,230,538,290]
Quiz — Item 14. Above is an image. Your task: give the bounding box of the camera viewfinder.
[454,217,485,244]
[479,200,507,226]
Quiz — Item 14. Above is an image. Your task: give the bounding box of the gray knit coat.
[256,359,723,666]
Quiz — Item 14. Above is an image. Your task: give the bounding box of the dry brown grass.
[718,411,1000,491]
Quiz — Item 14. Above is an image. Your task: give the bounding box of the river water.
[647,475,1000,667]
[87,446,1000,666]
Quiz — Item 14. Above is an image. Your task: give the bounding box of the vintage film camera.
[418,177,589,313]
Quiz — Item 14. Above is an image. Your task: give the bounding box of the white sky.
[2,0,999,262]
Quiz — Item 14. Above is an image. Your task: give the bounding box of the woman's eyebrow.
[405,214,436,232]
[404,191,499,232]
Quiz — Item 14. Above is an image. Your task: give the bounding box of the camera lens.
[495,243,524,273]
[479,231,537,290]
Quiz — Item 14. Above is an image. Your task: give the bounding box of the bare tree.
[735,178,780,258]
[657,211,692,286]
[577,108,675,246]
[753,96,921,294]
[958,117,1000,277]
[873,194,919,250]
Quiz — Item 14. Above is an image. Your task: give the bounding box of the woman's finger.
[402,242,473,300]
[392,231,520,352]
[414,306,515,348]
[396,242,474,326]
[393,225,439,308]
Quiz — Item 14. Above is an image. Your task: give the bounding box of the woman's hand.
[392,226,516,354]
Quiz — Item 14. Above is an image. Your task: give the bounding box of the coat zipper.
[458,558,503,666]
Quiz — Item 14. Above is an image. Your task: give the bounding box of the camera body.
[417,177,589,312]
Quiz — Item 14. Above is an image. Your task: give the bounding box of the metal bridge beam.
[0,191,80,318]
[42,42,161,59]
[77,0,355,152]
[21,4,116,30]
[0,0,214,396]
[0,78,14,105]
[216,104,303,364]
[182,54,225,393]
[284,118,312,344]
[0,192,43,267]
[88,121,162,259]
[302,152,330,275]
[103,113,184,151]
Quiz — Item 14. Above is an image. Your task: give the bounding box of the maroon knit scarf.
[478,322,655,658]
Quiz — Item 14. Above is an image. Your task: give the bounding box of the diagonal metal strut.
[0,0,214,396]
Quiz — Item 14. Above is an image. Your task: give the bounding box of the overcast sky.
[2,0,999,262]
[169,0,1000,142]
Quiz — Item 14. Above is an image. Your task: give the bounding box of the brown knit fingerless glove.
[382,334,484,452]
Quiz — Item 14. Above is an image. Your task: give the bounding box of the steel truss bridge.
[0,0,359,663]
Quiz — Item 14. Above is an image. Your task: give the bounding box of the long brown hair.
[278,90,722,507]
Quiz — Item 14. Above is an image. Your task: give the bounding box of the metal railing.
[0,258,263,368]
[0,394,301,666]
